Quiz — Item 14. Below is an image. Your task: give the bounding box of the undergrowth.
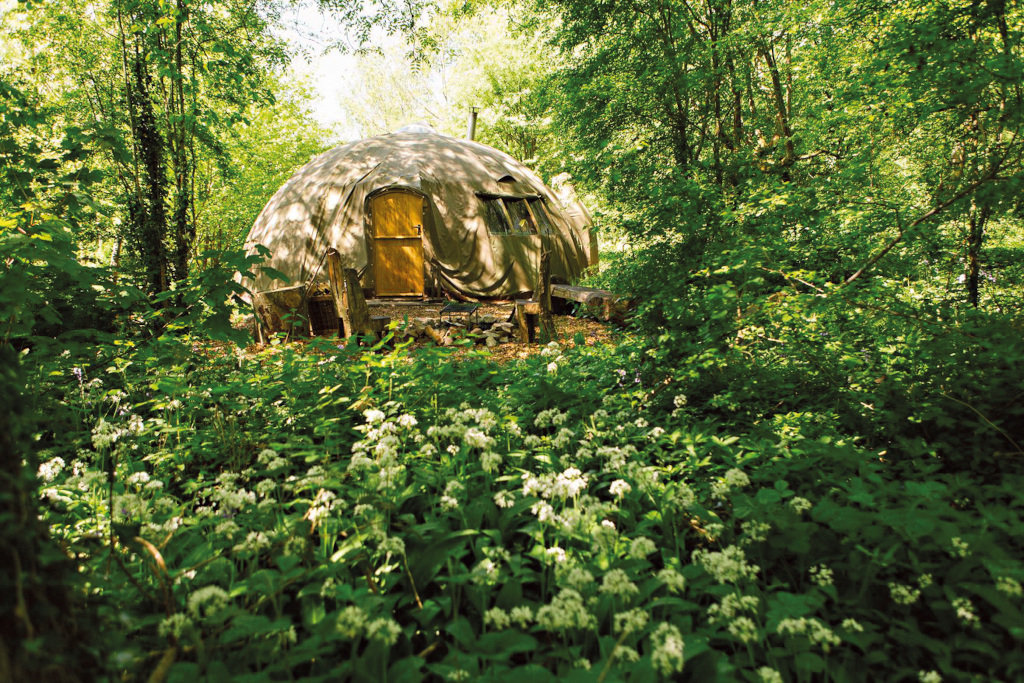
[25,280,1024,682]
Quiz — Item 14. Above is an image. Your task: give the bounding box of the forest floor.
[241,301,623,362]
[369,300,621,362]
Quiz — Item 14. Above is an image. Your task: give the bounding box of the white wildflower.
[336,605,367,638]
[614,608,649,634]
[600,569,639,598]
[728,616,759,643]
[37,457,66,483]
[629,536,657,559]
[609,479,632,498]
[996,576,1023,597]
[536,588,597,631]
[366,618,402,645]
[650,622,685,675]
[187,586,230,619]
[657,568,686,594]
[789,496,812,513]
[694,546,759,584]
[494,490,515,508]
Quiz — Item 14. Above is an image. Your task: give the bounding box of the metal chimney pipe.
[466,107,478,141]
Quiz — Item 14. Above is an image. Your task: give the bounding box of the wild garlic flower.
[481,451,502,473]
[485,607,511,630]
[757,667,784,683]
[563,567,595,590]
[366,618,402,646]
[188,586,230,619]
[494,490,515,508]
[889,583,921,605]
[91,418,123,450]
[397,413,418,429]
[600,569,640,598]
[742,520,771,544]
[776,617,840,647]
[609,479,632,499]
[554,467,588,498]
[950,537,971,558]
[789,496,812,513]
[673,483,697,509]
[158,613,192,639]
[952,597,980,628]
[442,480,464,510]
[612,646,640,662]
[233,531,272,555]
[379,536,405,557]
[841,618,864,632]
[712,468,751,499]
[650,622,685,675]
[657,568,686,594]
[629,537,657,559]
[363,409,386,424]
[38,457,66,483]
[917,573,933,589]
[996,576,1023,597]
[336,606,367,638]
[614,608,649,634]
[918,671,942,683]
[545,547,568,564]
[540,341,562,358]
[464,427,494,450]
[574,658,592,670]
[473,558,501,585]
[707,593,760,624]
[447,669,471,681]
[673,394,688,408]
[693,546,760,584]
[305,489,336,524]
[810,564,834,587]
[728,616,759,643]
[510,605,533,628]
[536,588,597,631]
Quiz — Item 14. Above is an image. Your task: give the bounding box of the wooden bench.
[550,284,631,323]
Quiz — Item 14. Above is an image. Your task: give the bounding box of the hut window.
[528,198,555,235]
[504,198,536,235]
[481,194,550,236]
[483,197,513,235]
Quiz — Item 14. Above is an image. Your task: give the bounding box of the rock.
[485,335,498,348]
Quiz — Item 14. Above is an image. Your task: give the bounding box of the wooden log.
[369,316,390,339]
[424,324,444,345]
[251,284,309,338]
[515,299,539,343]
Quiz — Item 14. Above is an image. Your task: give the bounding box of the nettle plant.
[31,333,1024,682]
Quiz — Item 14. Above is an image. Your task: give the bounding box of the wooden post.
[537,250,555,342]
[342,268,372,339]
[326,255,373,340]
[325,249,346,333]
[515,299,540,343]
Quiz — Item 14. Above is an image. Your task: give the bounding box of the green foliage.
[25,321,1024,681]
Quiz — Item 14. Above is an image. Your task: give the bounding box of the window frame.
[479,193,554,236]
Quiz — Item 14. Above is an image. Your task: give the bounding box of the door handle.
[414,224,422,235]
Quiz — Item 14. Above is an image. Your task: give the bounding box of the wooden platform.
[550,284,631,323]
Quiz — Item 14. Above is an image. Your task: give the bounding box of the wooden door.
[370,191,425,297]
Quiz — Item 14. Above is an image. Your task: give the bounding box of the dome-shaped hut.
[241,125,596,317]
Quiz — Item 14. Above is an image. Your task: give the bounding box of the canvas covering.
[240,125,597,299]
